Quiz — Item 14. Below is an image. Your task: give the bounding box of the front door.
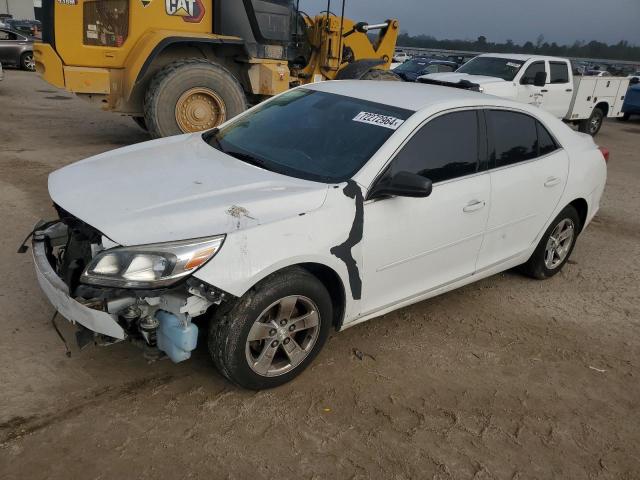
[476,109,569,271]
[516,61,547,108]
[361,110,490,315]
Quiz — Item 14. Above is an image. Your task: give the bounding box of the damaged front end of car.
[28,207,229,363]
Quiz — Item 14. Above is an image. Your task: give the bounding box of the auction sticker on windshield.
[353,112,405,130]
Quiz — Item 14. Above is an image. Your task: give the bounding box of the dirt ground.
[1,70,639,480]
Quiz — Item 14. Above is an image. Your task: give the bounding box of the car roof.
[306,80,510,112]
[477,53,569,62]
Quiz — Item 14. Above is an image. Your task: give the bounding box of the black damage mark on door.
[330,181,364,300]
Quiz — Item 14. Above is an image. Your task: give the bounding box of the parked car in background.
[628,71,640,82]
[30,81,607,389]
[420,53,630,135]
[394,57,459,82]
[621,77,640,120]
[5,19,41,38]
[0,28,35,71]
[393,51,410,63]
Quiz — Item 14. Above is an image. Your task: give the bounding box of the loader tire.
[360,69,402,82]
[144,59,247,139]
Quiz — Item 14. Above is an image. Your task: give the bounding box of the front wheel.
[578,107,604,136]
[520,205,580,280]
[208,267,332,390]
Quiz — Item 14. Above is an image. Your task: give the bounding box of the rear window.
[550,62,570,84]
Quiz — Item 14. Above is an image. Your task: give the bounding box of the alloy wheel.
[544,218,575,269]
[245,296,320,377]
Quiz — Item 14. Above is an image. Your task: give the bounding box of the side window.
[520,61,546,85]
[536,121,559,156]
[0,30,17,40]
[438,65,454,73]
[487,110,538,167]
[422,64,439,74]
[549,62,570,84]
[387,111,480,184]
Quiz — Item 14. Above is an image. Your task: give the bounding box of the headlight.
[80,236,225,288]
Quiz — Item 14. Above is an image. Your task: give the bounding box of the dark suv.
[0,28,35,71]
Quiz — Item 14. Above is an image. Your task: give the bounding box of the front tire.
[578,107,604,136]
[144,59,247,139]
[521,205,580,280]
[208,267,332,390]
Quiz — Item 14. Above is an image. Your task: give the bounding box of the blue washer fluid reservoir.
[155,310,199,363]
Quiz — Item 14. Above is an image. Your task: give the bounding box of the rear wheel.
[208,267,332,390]
[21,52,35,71]
[578,107,604,136]
[520,205,580,280]
[360,69,402,82]
[618,112,631,121]
[144,59,247,139]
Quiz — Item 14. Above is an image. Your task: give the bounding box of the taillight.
[598,146,610,164]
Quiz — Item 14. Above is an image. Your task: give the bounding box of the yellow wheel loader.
[34,0,400,138]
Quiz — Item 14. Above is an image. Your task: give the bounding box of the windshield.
[457,56,525,81]
[203,89,413,183]
[395,59,432,73]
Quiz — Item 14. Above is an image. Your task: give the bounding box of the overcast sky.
[301,0,640,45]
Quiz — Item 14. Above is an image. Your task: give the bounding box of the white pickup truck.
[420,53,631,135]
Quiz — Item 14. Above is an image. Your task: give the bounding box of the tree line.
[397,33,640,63]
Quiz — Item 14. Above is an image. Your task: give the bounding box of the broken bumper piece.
[32,229,126,340]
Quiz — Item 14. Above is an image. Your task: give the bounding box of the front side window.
[204,89,414,183]
[550,62,570,84]
[457,56,525,81]
[438,65,454,73]
[487,110,559,167]
[385,111,480,184]
[520,62,546,85]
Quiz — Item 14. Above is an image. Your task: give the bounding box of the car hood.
[49,134,329,246]
[420,72,508,85]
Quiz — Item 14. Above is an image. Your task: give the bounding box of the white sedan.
[30,81,608,389]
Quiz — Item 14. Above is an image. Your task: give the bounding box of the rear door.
[476,109,569,271]
[0,29,20,64]
[542,61,573,118]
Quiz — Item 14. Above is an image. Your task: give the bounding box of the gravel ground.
[1,71,639,480]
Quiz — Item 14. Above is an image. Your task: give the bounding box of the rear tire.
[20,52,35,71]
[520,205,580,280]
[208,267,332,390]
[578,107,604,136]
[360,69,402,82]
[144,59,247,139]
[618,112,631,121]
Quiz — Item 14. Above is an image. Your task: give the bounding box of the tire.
[618,112,631,121]
[578,107,604,136]
[208,267,332,390]
[143,59,247,139]
[360,69,402,82]
[132,116,147,131]
[520,205,581,280]
[21,52,35,71]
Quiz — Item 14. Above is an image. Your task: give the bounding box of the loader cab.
[214,0,297,61]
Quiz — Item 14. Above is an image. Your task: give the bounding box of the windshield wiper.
[225,150,273,171]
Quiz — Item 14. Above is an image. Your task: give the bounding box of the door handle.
[541,89,548,93]
[463,200,485,213]
[544,177,562,187]
[565,88,573,92]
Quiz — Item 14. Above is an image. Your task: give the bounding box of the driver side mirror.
[369,171,433,200]
[533,71,547,87]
